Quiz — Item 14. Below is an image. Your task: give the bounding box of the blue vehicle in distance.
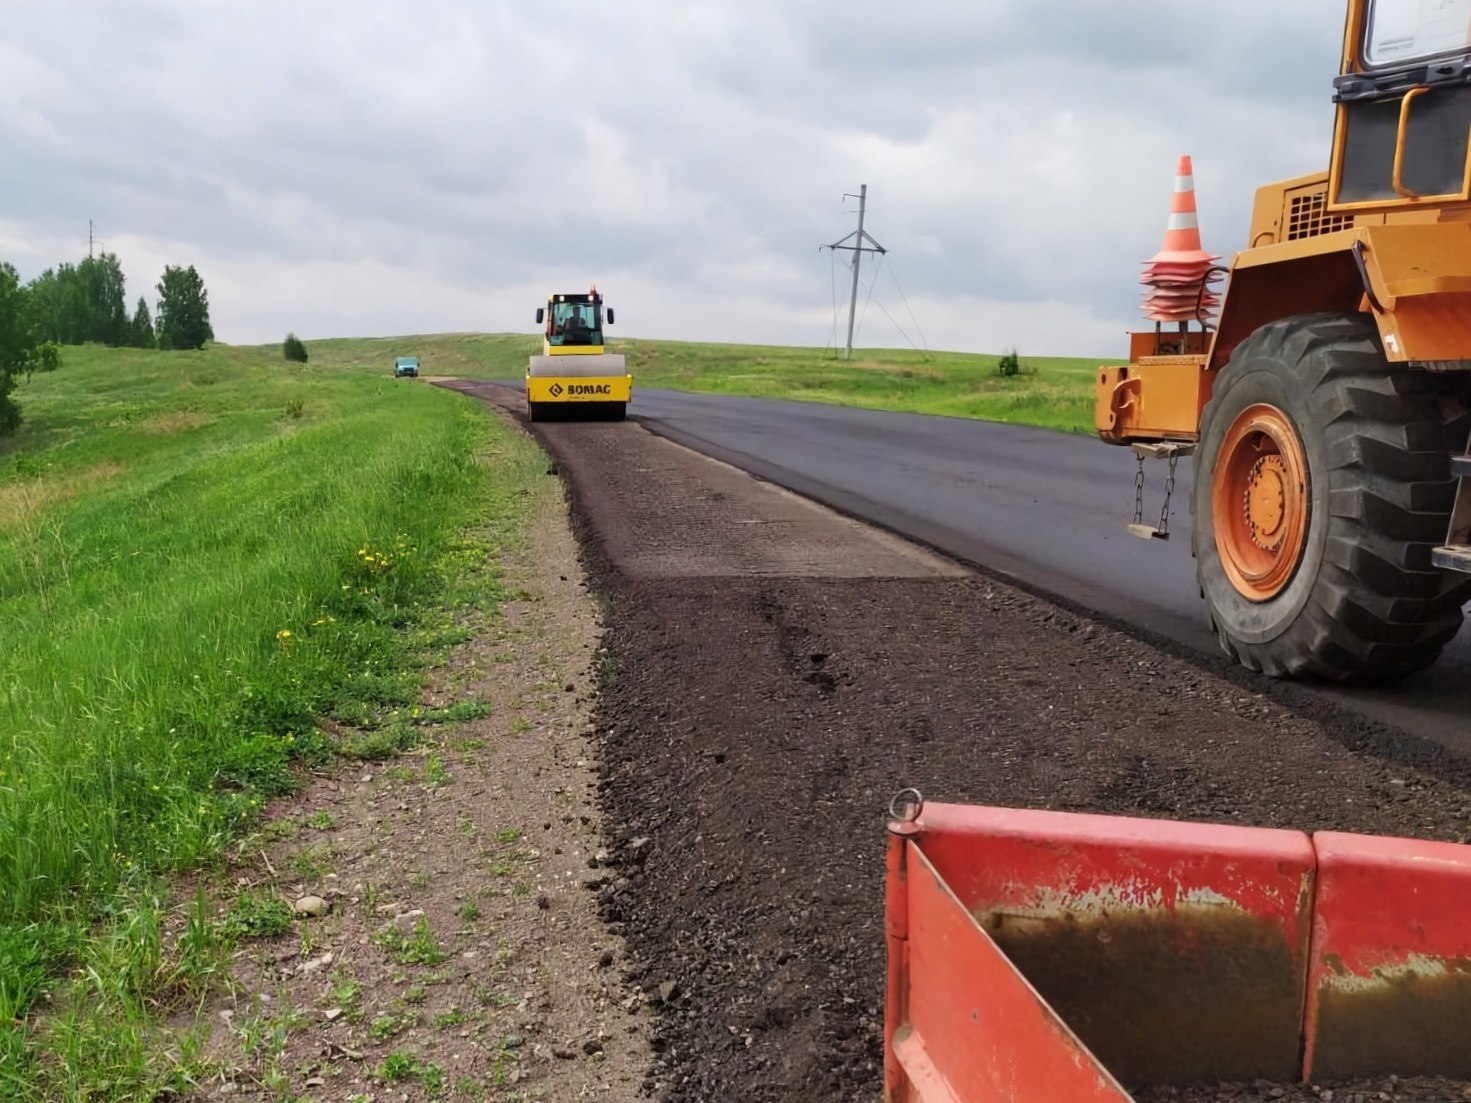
[394,356,419,378]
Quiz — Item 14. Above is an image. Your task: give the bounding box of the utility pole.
[821,184,887,359]
[89,219,95,258]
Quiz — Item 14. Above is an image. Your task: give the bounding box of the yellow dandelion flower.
[276,629,292,640]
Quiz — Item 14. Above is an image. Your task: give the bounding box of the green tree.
[27,263,87,344]
[155,265,213,350]
[78,253,127,345]
[129,296,155,348]
[27,253,130,346]
[0,263,61,435]
[282,332,308,363]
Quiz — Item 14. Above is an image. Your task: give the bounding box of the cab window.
[1364,0,1471,67]
[550,302,602,347]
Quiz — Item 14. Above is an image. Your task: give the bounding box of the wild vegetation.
[0,263,61,435]
[282,332,309,363]
[0,341,543,1096]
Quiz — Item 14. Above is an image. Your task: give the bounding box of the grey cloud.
[2,0,1357,354]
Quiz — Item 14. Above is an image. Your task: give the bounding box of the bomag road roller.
[1097,0,1471,683]
[526,286,630,422]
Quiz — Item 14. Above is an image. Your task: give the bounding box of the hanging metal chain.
[1157,455,1179,538]
[1128,443,1193,541]
[1133,453,1146,527]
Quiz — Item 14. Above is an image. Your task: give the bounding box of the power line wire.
[842,254,928,353]
[853,256,883,347]
[828,248,841,353]
[885,260,929,352]
[868,296,922,351]
[862,258,923,352]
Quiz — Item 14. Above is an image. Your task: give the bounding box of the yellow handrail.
[1391,86,1430,199]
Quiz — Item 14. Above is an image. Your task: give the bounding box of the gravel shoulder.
[437,383,1471,1103]
[186,425,647,1102]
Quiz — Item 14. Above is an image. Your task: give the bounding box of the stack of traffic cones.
[1141,155,1220,324]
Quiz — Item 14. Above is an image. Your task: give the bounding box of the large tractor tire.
[1193,312,1471,683]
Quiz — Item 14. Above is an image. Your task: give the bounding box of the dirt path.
[428,384,1471,1103]
[191,446,647,1101]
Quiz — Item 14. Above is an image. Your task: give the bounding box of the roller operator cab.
[1096,0,1471,684]
[526,287,630,422]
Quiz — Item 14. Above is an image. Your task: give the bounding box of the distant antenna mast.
[822,184,887,360]
[89,220,94,258]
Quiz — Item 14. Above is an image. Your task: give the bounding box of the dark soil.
[447,382,1471,1103]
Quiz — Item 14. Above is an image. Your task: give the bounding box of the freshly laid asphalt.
[471,380,1469,757]
[618,388,1471,758]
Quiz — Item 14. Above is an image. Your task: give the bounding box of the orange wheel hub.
[1211,404,1309,601]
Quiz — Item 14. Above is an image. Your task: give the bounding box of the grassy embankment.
[309,332,1106,435]
[0,339,543,1097]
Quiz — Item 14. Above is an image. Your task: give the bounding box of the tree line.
[0,251,215,435]
[24,253,213,351]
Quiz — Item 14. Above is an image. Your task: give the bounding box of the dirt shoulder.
[442,383,1471,1103]
[189,431,647,1102]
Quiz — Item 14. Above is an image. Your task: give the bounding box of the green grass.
[305,332,530,380]
[306,331,1106,434]
[373,915,450,966]
[619,339,1105,433]
[221,890,293,939]
[0,337,545,1097]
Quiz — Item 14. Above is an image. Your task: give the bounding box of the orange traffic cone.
[1145,155,1218,267]
[1141,155,1221,324]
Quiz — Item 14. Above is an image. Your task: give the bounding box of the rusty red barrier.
[885,823,1134,1103]
[1305,831,1471,1081]
[885,801,1471,1103]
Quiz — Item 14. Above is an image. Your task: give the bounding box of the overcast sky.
[2,1,1346,357]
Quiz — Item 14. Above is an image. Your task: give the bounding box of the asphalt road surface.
[615,387,1471,758]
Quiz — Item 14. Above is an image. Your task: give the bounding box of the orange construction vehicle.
[1096,0,1471,683]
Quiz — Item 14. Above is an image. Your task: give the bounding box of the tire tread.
[1196,312,1471,683]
